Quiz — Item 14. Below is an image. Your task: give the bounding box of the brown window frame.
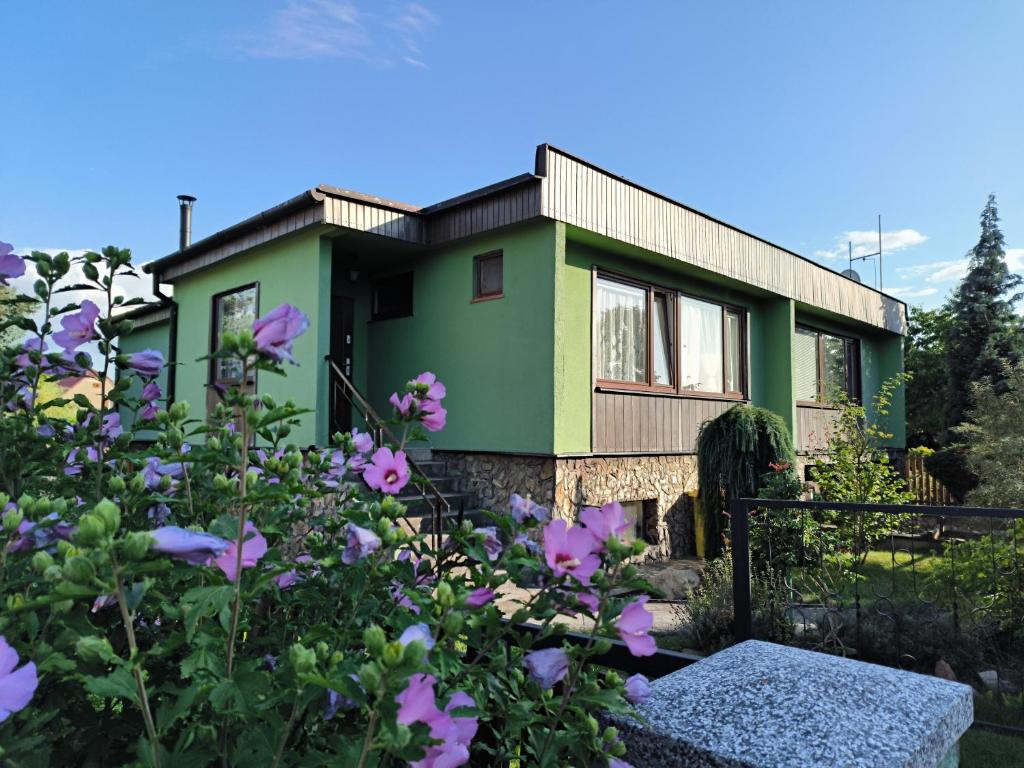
[472,250,504,302]
[209,282,259,386]
[795,324,861,407]
[592,270,748,399]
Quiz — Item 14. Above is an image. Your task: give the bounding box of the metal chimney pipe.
[177,194,196,250]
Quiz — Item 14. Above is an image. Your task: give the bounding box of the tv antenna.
[848,214,883,291]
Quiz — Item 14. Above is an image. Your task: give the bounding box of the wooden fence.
[906,454,952,505]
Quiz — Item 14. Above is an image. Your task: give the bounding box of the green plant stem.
[95,262,116,500]
[270,694,304,768]
[535,568,616,764]
[356,710,379,768]
[113,563,161,768]
[221,358,253,767]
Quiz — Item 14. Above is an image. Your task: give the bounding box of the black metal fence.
[729,498,1024,735]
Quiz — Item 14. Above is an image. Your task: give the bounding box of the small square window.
[473,251,503,300]
[372,272,414,320]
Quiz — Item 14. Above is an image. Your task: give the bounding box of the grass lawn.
[792,548,944,603]
[961,729,1024,768]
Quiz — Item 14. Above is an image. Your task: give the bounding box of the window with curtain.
[596,277,648,384]
[794,325,859,403]
[594,274,745,395]
[678,296,744,395]
[211,284,258,383]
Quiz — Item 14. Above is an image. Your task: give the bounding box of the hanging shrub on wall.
[697,404,795,559]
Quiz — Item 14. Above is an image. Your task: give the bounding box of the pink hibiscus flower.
[542,519,600,586]
[213,522,268,582]
[616,596,657,657]
[364,447,410,494]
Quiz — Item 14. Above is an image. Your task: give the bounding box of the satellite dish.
[841,268,861,283]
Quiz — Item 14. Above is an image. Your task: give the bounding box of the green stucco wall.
[117,317,171,439]
[172,229,332,446]
[364,220,558,454]
[754,298,797,435]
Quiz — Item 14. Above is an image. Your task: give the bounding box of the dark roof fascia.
[114,302,172,321]
[534,143,907,312]
[315,184,422,214]
[143,188,326,276]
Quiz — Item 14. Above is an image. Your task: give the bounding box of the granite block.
[618,640,973,768]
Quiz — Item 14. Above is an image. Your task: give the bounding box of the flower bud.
[159,474,173,492]
[315,641,330,661]
[382,641,403,667]
[52,599,74,614]
[213,474,230,491]
[631,539,646,556]
[602,726,619,744]
[76,635,116,664]
[130,473,146,493]
[363,625,386,658]
[2,506,23,532]
[31,550,54,573]
[208,436,222,451]
[169,402,190,421]
[35,498,51,515]
[609,738,627,757]
[63,555,96,585]
[401,640,427,666]
[593,638,612,655]
[358,662,381,693]
[51,497,68,516]
[17,494,33,514]
[585,715,600,736]
[245,471,259,488]
[6,594,25,610]
[436,581,455,609]
[107,475,127,495]
[604,670,623,687]
[56,540,75,557]
[93,499,121,534]
[43,564,63,582]
[392,724,411,749]
[122,531,152,561]
[289,643,317,674]
[442,611,464,636]
[76,515,107,547]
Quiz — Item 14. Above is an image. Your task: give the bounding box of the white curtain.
[794,328,819,400]
[680,296,722,392]
[597,278,647,383]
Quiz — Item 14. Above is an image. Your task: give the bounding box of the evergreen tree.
[945,195,1023,432]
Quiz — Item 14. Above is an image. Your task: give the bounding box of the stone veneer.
[554,455,698,561]
[438,451,698,561]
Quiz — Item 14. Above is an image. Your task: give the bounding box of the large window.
[594,273,745,396]
[210,284,258,383]
[795,325,860,404]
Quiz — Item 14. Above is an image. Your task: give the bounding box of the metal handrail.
[325,357,452,553]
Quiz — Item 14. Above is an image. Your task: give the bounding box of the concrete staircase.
[397,444,489,535]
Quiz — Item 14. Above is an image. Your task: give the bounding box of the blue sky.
[2,1,1022,310]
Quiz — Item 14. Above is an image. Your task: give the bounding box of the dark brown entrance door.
[329,295,355,436]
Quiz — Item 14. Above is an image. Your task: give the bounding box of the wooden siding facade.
[536,145,906,335]
[796,405,840,453]
[593,391,736,454]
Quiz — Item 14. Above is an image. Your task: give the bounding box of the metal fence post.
[731,498,753,642]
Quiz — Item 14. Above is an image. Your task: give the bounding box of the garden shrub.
[696,405,794,560]
[0,244,655,767]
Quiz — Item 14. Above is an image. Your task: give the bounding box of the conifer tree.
[945,194,1023,432]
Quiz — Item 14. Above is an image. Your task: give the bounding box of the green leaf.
[83,666,139,703]
[155,685,200,734]
[181,585,234,642]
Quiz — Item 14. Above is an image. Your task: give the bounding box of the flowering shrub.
[0,243,656,767]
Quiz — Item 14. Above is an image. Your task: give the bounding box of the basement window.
[372,272,414,320]
[473,250,503,300]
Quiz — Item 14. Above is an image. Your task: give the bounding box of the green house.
[121,144,906,558]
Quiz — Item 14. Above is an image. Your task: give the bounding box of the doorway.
[329,295,354,436]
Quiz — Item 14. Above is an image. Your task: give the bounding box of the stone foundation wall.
[439,452,704,561]
[554,455,699,561]
[436,452,556,513]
